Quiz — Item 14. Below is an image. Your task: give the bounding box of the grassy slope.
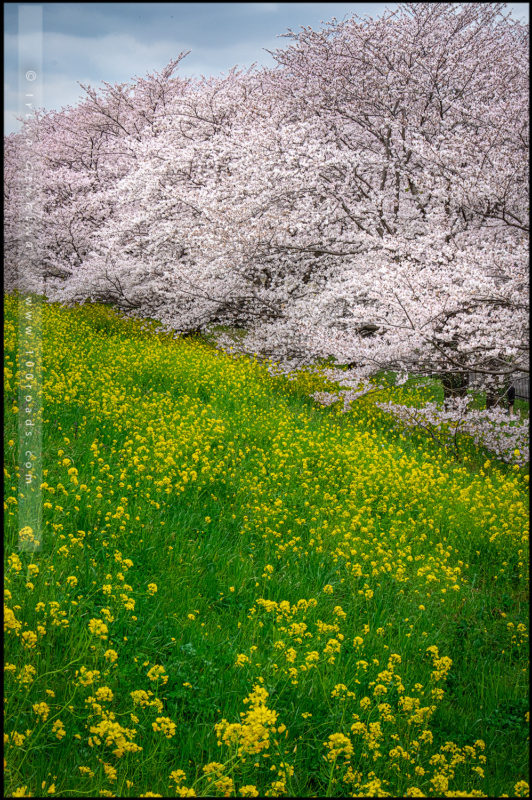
[4,296,529,798]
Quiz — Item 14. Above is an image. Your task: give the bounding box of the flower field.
[4,295,529,798]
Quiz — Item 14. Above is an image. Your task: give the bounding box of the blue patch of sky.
[4,2,529,134]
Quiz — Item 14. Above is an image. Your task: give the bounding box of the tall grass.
[4,296,529,798]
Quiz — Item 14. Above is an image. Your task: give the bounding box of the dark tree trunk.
[181,329,203,339]
[442,372,469,402]
[486,390,498,409]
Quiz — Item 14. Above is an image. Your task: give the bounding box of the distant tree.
[4,55,191,303]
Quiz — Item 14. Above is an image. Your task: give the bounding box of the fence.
[513,374,529,401]
[468,372,529,401]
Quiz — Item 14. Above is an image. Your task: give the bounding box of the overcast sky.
[4,2,530,135]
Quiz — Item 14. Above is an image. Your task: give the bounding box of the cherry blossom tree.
[222,2,528,392]
[76,67,281,328]
[5,55,191,301]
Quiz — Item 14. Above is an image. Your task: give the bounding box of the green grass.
[4,295,529,798]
